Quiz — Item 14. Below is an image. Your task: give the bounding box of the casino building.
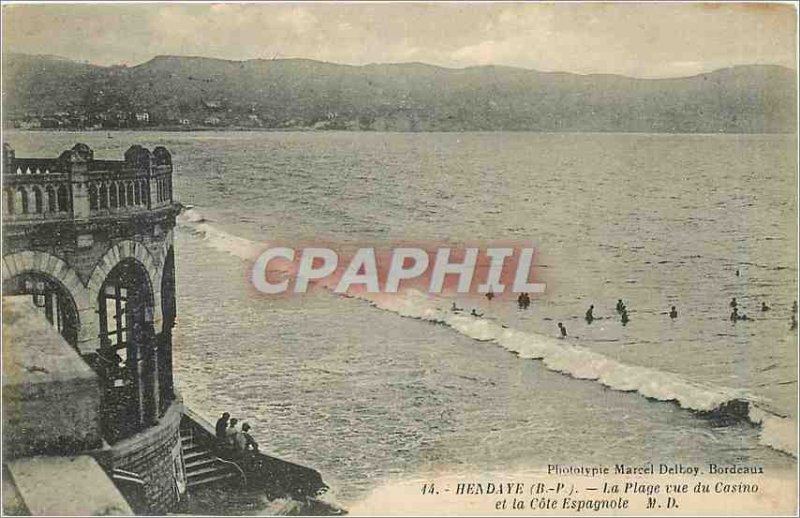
[2,142,184,514]
[2,142,334,516]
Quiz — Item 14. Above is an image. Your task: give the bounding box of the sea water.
[5,130,797,505]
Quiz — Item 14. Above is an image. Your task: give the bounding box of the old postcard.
[1,1,797,516]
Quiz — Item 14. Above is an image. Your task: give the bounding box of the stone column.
[67,150,91,220]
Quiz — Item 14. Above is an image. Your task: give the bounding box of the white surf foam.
[178,209,263,261]
[178,211,798,458]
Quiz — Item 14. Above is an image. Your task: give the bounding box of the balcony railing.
[2,143,174,223]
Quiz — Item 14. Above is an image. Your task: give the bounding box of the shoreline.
[3,127,797,137]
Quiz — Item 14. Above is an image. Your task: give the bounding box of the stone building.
[2,142,184,514]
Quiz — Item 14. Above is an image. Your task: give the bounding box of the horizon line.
[5,51,797,81]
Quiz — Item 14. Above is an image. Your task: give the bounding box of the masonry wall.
[95,399,185,514]
[2,220,176,355]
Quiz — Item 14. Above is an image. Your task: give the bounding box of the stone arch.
[157,229,175,264]
[2,250,91,349]
[88,240,163,326]
[2,250,88,308]
[153,229,174,290]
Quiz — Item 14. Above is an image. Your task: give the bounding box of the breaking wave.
[177,209,797,458]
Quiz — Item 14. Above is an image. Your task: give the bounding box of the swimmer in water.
[585,305,594,324]
[730,297,738,309]
[761,302,771,312]
[517,293,526,310]
[558,322,567,338]
[616,299,625,313]
[669,306,678,319]
[730,308,749,321]
[470,309,483,317]
[486,290,495,301]
[621,310,629,326]
[451,302,462,312]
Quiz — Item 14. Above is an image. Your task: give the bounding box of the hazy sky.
[2,2,797,78]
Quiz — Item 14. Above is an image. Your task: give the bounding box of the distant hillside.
[2,53,796,133]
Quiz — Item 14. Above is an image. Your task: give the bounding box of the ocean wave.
[177,209,798,458]
[368,290,797,458]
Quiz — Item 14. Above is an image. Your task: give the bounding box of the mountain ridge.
[3,53,796,133]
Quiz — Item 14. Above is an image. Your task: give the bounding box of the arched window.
[57,184,69,213]
[17,187,28,214]
[99,183,108,209]
[133,181,141,205]
[89,184,99,211]
[118,182,127,207]
[3,272,79,347]
[5,189,15,215]
[32,187,43,213]
[97,259,156,442]
[126,182,135,207]
[46,185,57,212]
[109,182,118,208]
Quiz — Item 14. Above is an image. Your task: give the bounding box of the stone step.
[181,443,204,454]
[186,471,235,489]
[183,449,210,462]
[186,465,229,480]
[184,456,217,471]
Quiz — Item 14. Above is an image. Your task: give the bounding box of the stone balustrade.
[3,143,173,223]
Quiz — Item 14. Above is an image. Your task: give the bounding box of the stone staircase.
[179,428,238,490]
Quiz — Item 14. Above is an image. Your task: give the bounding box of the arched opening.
[3,271,80,347]
[33,186,43,213]
[46,185,57,212]
[159,247,176,414]
[118,182,127,207]
[143,181,150,206]
[109,182,118,208]
[99,183,108,209]
[57,184,69,213]
[17,187,28,214]
[89,184,99,211]
[126,182,135,207]
[96,259,156,442]
[5,189,14,215]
